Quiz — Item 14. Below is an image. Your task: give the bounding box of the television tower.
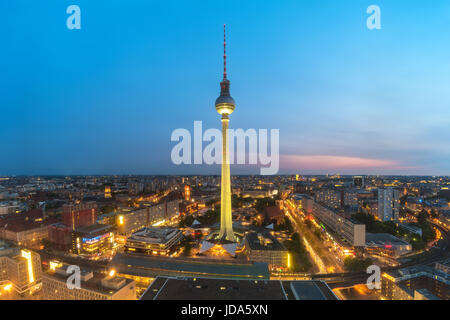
[215,24,236,242]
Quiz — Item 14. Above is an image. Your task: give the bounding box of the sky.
[1,0,450,176]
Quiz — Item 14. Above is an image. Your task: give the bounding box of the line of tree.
[255,197,276,213]
[274,217,294,233]
[283,232,313,272]
[232,195,255,208]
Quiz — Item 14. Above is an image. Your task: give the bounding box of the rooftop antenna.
[223,24,227,80]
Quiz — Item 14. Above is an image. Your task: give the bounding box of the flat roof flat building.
[111,253,270,280]
[124,227,184,256]
[117,200,181,236]
[435,258,450,274]
[140,276,338,300]
[0,242,42,296]
[42,264,136,300]
[381,264,449,300]
[244,231,289,270]
[365,233,412,257]
[72,223,114,255]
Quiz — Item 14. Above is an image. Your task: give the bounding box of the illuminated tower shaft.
[218,114,235,241]
[216,25,236,242]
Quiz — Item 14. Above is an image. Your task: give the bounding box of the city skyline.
[2,1,450,176]
[1,173,448,301]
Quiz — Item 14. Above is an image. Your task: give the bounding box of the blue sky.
[1,0,450,175]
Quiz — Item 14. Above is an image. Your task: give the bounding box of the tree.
[399,195,407,205]
[198,209,220,225]
[178,215,194,228]
[41,239,53,253]
[415,210,436,243]
[206,198,219,206]
[344,257,373,272]
[283,233,312,272]
[430,209,438,219]
[417,210,429,225]
[100,204,116,214]
[313,229,322,240]
[304,219,313,229]
[255,197,276,213]
[274,217,293,233]
[232,195,254,208]
[181,235,193,256]
[408,236,426,251]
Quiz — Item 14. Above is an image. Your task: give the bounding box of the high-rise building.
[343,189,359,208]
[294,181,312,194]
[72,224,115,255]
[315,189,341,209]
[48,223,72,251]
[184,185,191,202]
[0,242,42,296]
[353,176,365,189]
[49,202,98,251]
[128,181,144,195]
[378,188,400,221]
[61,202,97,231]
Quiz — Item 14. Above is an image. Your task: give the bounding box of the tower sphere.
[215,80,235,115]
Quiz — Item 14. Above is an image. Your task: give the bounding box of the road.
[284,200,344,273]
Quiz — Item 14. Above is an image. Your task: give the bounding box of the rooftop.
[0,240,16,257]
[436,258,450,268]
[75,223,112,235]
[415,288,440,300]
[385,264,450,285]
[45,266,133,296]
[112,253,270,280]
[245,231,287,251]
[128,227,182,244]
[0,214,58,232]
[366,233,411,246]
[140,277,338,300]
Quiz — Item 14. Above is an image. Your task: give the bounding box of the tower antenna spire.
[223,24,227,80]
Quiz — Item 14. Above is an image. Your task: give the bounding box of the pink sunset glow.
[280,155,409,171]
